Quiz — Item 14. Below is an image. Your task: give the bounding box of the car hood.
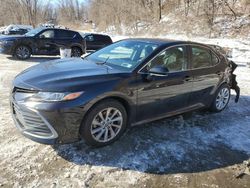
[0,35,25,40]
[14,58,128,92]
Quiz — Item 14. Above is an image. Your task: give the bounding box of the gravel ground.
[0,54,250,188]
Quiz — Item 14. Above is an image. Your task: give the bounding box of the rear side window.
[191,46,215,69]
[104,36,112,43]
[211,52,219,65]
[94,35,105,41]
[99,36,112,43]
[85,35,94,41]
[56,30,76,39]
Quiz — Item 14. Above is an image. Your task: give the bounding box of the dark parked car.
[0,27,85,59]
[1,24,33,35]
[81,33,113,52]
[10,39,239,147]
[6,28,30,35]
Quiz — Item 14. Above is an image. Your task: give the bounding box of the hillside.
[90,0,250,40]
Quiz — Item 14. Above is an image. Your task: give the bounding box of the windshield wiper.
[96,56,109,65]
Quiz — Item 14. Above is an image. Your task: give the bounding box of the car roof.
[81,32,110,37]
[39,27,78,33]
[121,38,211,47]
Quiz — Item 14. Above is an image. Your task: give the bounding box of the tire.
[14,45,31,60]
[80,99,127,147]
[71,47,82,57]
[210,84,231,112]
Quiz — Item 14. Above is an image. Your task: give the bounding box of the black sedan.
[10,39,239,147]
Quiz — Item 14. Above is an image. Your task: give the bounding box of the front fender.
[80,91,136,124]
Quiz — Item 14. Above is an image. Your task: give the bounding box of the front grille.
[12,102,55,138]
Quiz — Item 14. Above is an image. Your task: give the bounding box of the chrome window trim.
[138,43,221,75]
[140,72,169,77]
[189,44,221,70]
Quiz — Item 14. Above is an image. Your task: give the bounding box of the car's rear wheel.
[14,45,31,60]
[71,47,82,57]
[80,99,127,147]
[210,84,231,112]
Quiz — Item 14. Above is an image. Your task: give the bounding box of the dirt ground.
[0,54,250,188]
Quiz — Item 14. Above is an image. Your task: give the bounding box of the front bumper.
[10,91,85,145]
[0,42,14,55]
[11,101,59,144]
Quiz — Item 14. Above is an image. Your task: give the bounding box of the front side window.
[39,30,55,38]
[191,46,213,69]
[147,46,187,72]
[86,40,159,71]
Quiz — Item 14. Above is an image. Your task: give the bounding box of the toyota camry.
[10,39,239,147]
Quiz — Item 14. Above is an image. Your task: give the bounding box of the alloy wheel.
[16,46,30,59]
[215,87,230,110]
[90,107,123,143]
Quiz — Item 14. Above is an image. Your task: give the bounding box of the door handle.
[216,71,222,76]
[184,75,191,81]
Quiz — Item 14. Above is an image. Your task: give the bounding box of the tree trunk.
[158,0,162,21]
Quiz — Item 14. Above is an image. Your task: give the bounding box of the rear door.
[54,29,77,49]
[188,45,222,106]
[85,34,97,51]
[85,34,107,51]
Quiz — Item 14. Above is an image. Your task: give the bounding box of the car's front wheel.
[80,99,127,147]
[210,84,231,112]
[14,45,31,60]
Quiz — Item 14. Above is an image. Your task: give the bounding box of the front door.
[36,29,58,55]
[136,45,193,122]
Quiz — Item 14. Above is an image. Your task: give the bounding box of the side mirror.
[39,34,45,39]
[149,65,169,75]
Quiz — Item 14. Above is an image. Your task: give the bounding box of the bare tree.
[17,0,40,27]
[223,0,238,19]
[57,0,86,25]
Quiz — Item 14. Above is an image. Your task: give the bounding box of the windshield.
[86,40,160,71]
[25,27,44,37]
[80,32,89,38]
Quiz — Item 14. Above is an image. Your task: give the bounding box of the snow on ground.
[0,36,250,187]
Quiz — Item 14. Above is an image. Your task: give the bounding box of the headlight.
[0,40,14,45]
[30,91,84,102]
